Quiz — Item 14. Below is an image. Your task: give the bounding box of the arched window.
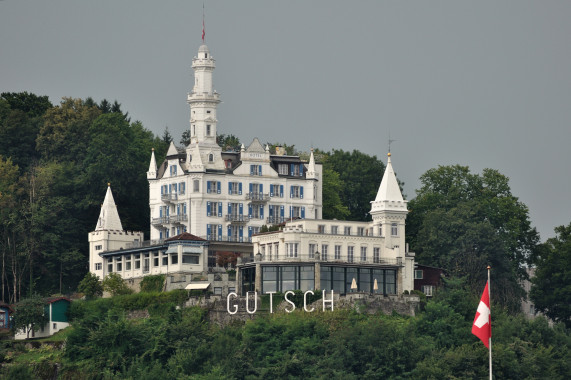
[391,223,398,236]
[208,153,214,162]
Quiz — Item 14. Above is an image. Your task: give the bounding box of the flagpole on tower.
[488,265,492,380]
[202,3,205,43]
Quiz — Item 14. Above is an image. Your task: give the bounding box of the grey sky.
[1,1,570,241]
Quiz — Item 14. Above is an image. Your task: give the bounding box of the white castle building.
[146,43,323,243]
[239,152,415,296]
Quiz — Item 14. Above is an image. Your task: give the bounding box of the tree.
[1,91,52,118]
[180,129,191,146]
[78,272,103,299]
[218,134,241,151]
[12,295,48,339]
[407,165,539,312]
[102,273,132,296]
[321,166,349,220]
[216,252,238,269]
[530,222,571,327]
[325,149,386,221]
[162,126,173,144]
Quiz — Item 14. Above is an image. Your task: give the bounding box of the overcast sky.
[2,1,570,241]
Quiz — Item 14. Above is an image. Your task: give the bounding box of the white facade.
[147,43,322,243]
[244,153,415,295]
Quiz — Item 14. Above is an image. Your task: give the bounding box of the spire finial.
[388,131,396,153]
[107,182,111,187]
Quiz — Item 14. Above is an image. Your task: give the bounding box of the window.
[153,252,159,267]
[208,153,213,162]
[331,226,338,235]
[267,244,272,261]
[334,245,341,260]
[183,254,199,264]
[206,125,211,135]
[179,182,186,195]
[360,246,367,262]
[193,180,200,192]
[250,165,261,176]
[373,247,380,263]
[391,223,398,236]
[125,255,132,271]
[414,270,424,279]
[318,225,325,234]
[115,256,122,272]
[95,245,102,251]
[291,165,301,176]
[214,287,222,295]
[290,185,302,198]
[170,165,177,176]
[208,202,221,217]
[53,323,57,330]
[309,244,317,259]
[207,181,220,194]
[270,184,283,197]
[347,246,354,263]
[207,110,211,114]
[422,285,434,297]
[229,182,241,195]
[322,244,328,260]
[286,243,298,258]
[143,254,150,272]
[171,254,178,265]
[162,253,168,266]
[278,164,289,175]
[291,206,301,218]
[135,254,141,270]
[95,263,102,271]
[357,227,365,236]
[344,226,351,236]
[379,226,383,236]
[274,243,279,260]
[250,204,260,218]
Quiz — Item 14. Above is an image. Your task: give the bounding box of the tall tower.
[187,44,220,147]
[370,153,408,250]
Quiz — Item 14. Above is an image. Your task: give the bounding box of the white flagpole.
[488,265,492,380]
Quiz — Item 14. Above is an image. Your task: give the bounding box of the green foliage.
[12,295,49,339]
[408,165,539,312]
[217,133,241,150]
[140,274,166,293]
[530,222,571,327]
[102,273,133,296]
[78,272,103,299]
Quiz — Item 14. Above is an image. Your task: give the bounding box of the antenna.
[202,3,205,43]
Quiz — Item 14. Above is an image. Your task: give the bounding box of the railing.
[246,192,270,202]
[225,214,249,223]
[161,193,178,202]
[266,216,285,225]
[151,217,169,225]
[171,214,188,223]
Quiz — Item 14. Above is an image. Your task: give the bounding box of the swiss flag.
[472,282,491,348]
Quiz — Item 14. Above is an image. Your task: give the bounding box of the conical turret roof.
[95,185,123,231]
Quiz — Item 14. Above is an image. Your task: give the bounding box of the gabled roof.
[165,232,206,242]
[166,141,179,158]
[246,138,265,153]
[95,185,123,231]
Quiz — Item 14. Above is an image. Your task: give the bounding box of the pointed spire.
[166,141,178,157]
[306,149,318,179]
[370,153,407,213]
[95,184,123,231]
[147,148,157,179]
[188,142,205,172]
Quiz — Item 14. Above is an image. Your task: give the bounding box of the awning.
[182,246,203,254]
[165,246,178,254]
[185,283,210,290]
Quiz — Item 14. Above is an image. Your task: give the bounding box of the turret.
[147,148,157,180]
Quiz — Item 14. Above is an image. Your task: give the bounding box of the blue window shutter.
[260,184,263,193]
[173,183,177,192]
[159,231,163,240]
[180,182,185,193]
[260,205,264,219]
[159,208,163,217]
[258,165,262,176]
[280,185,284,197]
[207,181,211,192]
[290,164,295,176]
[239,227,243,242]
[299,164,304,176]
[169,184,171,193]
[248,204,252,218]
[239,203,243,216]
[177,204,180,215]
[239,183,242,195]
[249,183,253,193]
[218,203,222,217]
[228,203,232,215]
[218,225,222,240]
[300,186,304,199]
[166,207,170,216]
[270,184,274,197]
[269,206,274,216]
[207,201,211,217]
[228,182,232,194]
[217,181,221,194]
[301,207,305,219]
[248,226,253,238]
[250,165,254,175]
[280,205,284,217]
[183,203,187,214]
[228,226,232,238]
[207,224,211,237]
[290,186,293,198]
[161,186,164,195]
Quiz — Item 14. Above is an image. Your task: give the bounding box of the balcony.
[225,214,250,224]
[246,192,270,202]
[152,217,169,226]
[161,193,178,203]
[171,214,188,224]
[266,216,285,225]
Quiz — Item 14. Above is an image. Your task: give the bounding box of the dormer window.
[170,165,177,176]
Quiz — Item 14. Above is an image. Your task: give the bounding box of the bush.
[140,275,165,293]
